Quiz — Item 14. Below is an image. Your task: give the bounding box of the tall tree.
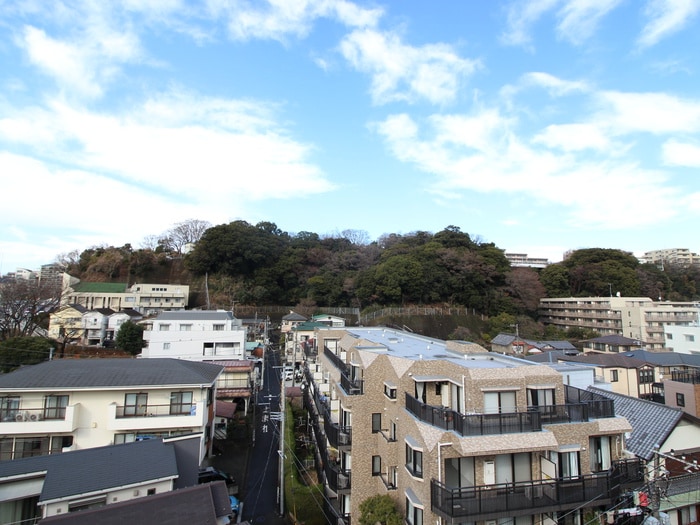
[161,219,212,255]
[0,278,63,340]
[115,321,145,356]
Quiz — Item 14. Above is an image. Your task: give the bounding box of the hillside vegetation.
[57,221,699,341]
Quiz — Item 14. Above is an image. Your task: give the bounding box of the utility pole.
[278,370,285,517]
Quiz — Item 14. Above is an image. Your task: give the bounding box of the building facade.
[642,248,700,268]
[64,282,190,315]
[301,327,639,525]
[0,358,221,463]
[539,297,700,350]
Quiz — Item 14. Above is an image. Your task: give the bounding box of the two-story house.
[0,358,222,463]
[302,327,640,525]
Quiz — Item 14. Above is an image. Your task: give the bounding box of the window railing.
[324,346,349,374]
[115,403,196,418]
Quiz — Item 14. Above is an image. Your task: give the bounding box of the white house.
[142,310,246,360]
[664,324,700,354]
[0,358,222,464]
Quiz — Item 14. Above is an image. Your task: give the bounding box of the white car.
[282,367,294,381]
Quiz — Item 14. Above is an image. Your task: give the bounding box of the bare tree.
[340,229,370,245]
[0,278,64,340]
[162,219,212,255]
[140,234,161,251]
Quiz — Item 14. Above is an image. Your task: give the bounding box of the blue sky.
[1,0,700,273]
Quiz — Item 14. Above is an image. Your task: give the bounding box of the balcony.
[325,461,351,493]
[0,405,80,434]
[340,373,363,396]
[108,401,206,431]
[324,347,348,374]
[431,473,613,521]
[406,393,542,436]
[671,370,700,384]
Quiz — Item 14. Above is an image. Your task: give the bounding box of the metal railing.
[115,404,196,418]
[323,346,348,373]
[340,373,364,396]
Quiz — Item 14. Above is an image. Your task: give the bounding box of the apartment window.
[589,436,611,472]
[163,342,170,350]
[676,393,685,407]
[372,413,382,433]
[44,395,68,420]
[405,497,423,525]
[610,370,619,382]
[0,396,20,421]
[372,455,382,476]
[179,324,192,331]
[159,324,170,331]
[384,383,397,399]
[213,324,225,331]
[123,393,148,417]
[170,391,193,415]
[484,390,517,414]
[147,488,156,496]
[685,334,695,342]
[405,443,423,478]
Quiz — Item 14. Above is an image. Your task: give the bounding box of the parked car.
[282,366,294,381]
[198,466,238,495]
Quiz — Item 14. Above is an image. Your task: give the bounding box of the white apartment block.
[0,358,222,464]
[642,248,700,268]
[664,324,700,354]
[301,327,640,525]
[539,296,700,350]
[64,281,189,315]
[505,253,550,269]
[142,310,246,360]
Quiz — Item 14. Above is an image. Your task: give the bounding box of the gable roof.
[0,358,223,390]
[491,333,578,352]
[621,350,700,368]
[155,310,234,321]
[71,282,128,293]
[282,311,307,321]
[0,438,178,502]
[582,334,645,345]
[556,352,649,369]
[39,481,231,525]
[587,386,685,461]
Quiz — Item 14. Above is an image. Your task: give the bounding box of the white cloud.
[373,107,687,232]
[502,0,623,47]
[662,139,700,166]
[555,0,623,44]
[217,0,382,42]
[340,29,480,105]
[638,0,700,48]
[596,91,700,135]
[518,72,589,96]
[533,123,610,151]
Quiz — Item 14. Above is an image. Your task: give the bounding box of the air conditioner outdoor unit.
[15,413,24,422]
[337,473,349,489]
[29,413,43,421]
[338,432,349,445]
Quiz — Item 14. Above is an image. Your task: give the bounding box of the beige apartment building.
[302,327,641,525]
[642,248,700,268]
[539,297,699,350]
[64,281,190,315]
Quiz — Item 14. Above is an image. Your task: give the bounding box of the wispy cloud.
[502,0,623,47]
[638,0,700,48]
[340,29,480,105]
[662,139,700,166]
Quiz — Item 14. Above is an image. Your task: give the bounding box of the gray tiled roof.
[491,333,577,351]
[622,350,700,367]
[0,358,223,389]
[587,387,684,461]
[39,481,230,524]
[0,438,178,502]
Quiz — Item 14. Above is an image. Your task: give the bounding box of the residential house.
[280,311,307,334]
[0,435,232,524]
[302,326,639,525]
[81,308,115,346]
[0,358,222,463]
[581,334,647,354]
[490,333,578,356]
[538,297,699,350]
[622,350,700,416]
[47,304,88,343]
[286,321,327,366]
[588,387,700,525]
[527,352,657,399]
[105,308,143,344]
[311,314,347,328]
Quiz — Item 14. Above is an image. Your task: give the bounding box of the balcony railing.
[324,347,348,374]
[564,385,615,418]
[431,473,612,521]
[115,403,197,418]
[325,461,351,492]
[340,373,364,396]
[671,370,700,384]
[406,393,541,436]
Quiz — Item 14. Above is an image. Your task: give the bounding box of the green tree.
[358,495,402,525]
[115,321,145,356]
[0,337,53,373]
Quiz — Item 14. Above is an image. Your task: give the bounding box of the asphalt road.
[240,349,288,525]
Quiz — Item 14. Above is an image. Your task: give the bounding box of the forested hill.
[60,222,699,322]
